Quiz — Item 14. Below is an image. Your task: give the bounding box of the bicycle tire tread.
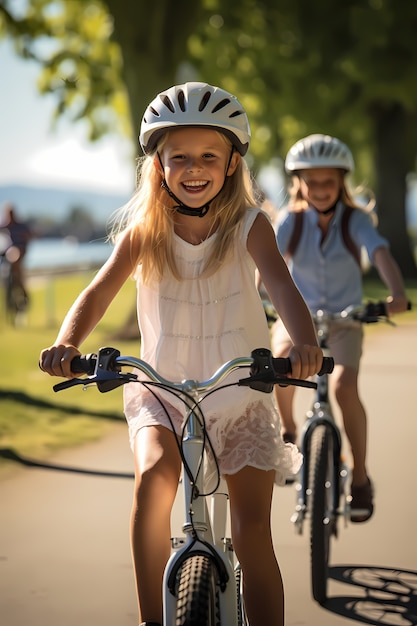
[175,554,220,626]
[309,424,334,605]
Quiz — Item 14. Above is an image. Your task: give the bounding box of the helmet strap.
[157,149,234,218]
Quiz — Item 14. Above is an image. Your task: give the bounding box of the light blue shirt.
[276,202,389,313]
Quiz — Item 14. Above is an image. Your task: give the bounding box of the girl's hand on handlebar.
[288,344,323,380]
[39,344,81,378]
[385,295,411,316]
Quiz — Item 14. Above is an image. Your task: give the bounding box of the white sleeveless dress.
[124,207,302,485]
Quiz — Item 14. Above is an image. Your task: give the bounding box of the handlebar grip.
[71,354,97,375]
[270,356,292,375]
[364,300,387,319]
[318,356,334,375]
[271,356,334,376]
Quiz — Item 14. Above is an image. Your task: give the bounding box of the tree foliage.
[1,0,416,274]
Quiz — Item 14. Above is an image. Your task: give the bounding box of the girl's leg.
[332,364,368,485]
[131,425,181,624]
[226,467,284,626]
[274,383,297,442]
[271,326,297,441]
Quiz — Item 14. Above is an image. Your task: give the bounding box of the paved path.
[1,315,417,626]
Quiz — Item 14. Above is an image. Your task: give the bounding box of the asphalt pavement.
[1,315,416,626]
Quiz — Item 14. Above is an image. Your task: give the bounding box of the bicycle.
[0,250,29,325]
[289,300,410,606]
[52,345,333,625]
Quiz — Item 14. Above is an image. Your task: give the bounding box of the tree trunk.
[104,0,204,148]
[372,102,416,277]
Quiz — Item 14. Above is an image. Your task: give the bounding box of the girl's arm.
[40,229,139,378]
[248,212,322,380]
[372,246,409,315]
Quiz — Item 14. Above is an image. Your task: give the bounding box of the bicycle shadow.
[324,565,417,625]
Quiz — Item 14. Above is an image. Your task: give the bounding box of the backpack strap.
[341,205,361,267]
[285,211,304,260]
[285,206,361,267]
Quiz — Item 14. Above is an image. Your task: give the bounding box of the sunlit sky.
[0,38,135,194]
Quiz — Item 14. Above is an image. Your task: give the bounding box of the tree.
[190,0,417,274]
[1,0,415,275]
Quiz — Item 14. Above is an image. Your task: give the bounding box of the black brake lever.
[53,370,138,393]
[53,346,138,393]
[238,348,318,393]
[238,373,317,393]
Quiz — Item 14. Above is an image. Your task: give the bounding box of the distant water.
[26,238,113,272]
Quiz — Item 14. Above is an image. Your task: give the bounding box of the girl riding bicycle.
[40,82,323,626]
[271,133,409,523]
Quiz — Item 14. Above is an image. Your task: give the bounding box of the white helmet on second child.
[285,134,354,173]
[140,82,251,156]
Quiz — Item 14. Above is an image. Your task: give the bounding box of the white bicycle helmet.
[285,134,354,173]
[140,82,250,156]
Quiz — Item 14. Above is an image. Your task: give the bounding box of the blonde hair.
[287,171,377,223]
[109,131,258,283]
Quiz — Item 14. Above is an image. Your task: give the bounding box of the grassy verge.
[1,271,416,479]
[0,270,139,477]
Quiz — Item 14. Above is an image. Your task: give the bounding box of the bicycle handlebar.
[53,346,334,395]
[264,299,412,327]
[314,299,412,326]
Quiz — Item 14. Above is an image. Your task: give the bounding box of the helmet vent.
[148,106,159,119]
[177,90,186,112]
[198,90,212,111]
[212,98,231,113]
[230,110,243,118]
[160,95,175,113]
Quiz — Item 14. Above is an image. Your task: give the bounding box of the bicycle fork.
[291,412,349,533]
[163,411,239,625]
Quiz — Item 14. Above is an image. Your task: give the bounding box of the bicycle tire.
[175,554,220,626]
[6,277,29,324]
[235,563,249,626]
[308,423,335,605]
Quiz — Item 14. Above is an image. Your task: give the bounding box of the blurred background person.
[1,202,34,320]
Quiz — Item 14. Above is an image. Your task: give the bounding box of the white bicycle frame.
[162,386,243,626]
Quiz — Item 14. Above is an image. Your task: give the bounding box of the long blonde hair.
[286,171,377,222]
[109,131,258,283]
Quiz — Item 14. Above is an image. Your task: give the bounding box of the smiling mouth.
[182,180,209,192]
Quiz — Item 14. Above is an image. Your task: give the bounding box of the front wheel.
[175,554,219,625]
[308,424,336,605]
[235,563,249,626]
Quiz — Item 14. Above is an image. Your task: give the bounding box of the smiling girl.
[40,83,324,626]
[271,133,409,524]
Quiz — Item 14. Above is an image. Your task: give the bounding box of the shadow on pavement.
[0,447,134,479]
[0,388,124,421]
[324,565,417,625]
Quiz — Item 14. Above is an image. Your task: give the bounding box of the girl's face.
[298,168,343,212]
[157,127,239,208]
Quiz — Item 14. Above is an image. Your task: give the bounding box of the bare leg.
[273,341,297,439]
[274,383,297,440]
[130,425,181,624]
[332,364,368,485]
[226,467,284,626]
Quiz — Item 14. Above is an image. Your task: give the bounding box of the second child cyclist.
[40,83,324,626]
[271,133,409,524]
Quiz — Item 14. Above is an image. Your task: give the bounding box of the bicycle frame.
[162,389,240,626]
[53,345,332,625]
[292,312,350,533]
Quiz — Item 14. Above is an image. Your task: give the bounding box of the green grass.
[1,270,416,479]
[0,271,139,477]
